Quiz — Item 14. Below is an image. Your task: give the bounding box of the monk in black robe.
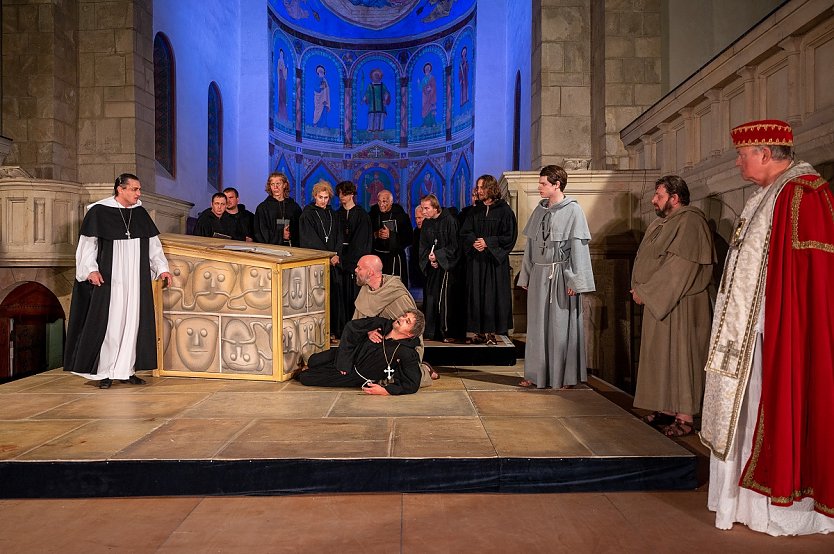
[334,180,372,337]
[297,311,425,396]
[460,174,518,343]
[254,172,302,246]
[299,180,342,337]
[369,189,413,287]
[418,194,462,341]
[193,192,237,238]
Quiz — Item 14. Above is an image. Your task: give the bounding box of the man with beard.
[223,187,255,241]
[296,310,425,396]
[369,189,413,286]
[630,175,715,437]
[193,192,236,238]
[64,173,172,389]
[418,194,462,342]
[254,172,302,246]
[461,174,518,345]
[353,254,438,383]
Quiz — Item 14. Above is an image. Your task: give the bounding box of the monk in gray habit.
[519,165,595,389]
[631,175,715,437]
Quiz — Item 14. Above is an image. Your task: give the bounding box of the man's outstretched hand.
[362,383,390,395]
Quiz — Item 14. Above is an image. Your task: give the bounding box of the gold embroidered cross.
[717,340,741,372]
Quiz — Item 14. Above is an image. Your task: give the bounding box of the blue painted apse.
[268,0,476,217]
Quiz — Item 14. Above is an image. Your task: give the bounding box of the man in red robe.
[701,119,834,535]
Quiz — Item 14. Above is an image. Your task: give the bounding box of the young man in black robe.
[297,310,425,396]
[369,189,413,287]
[193,192,237,238]
[418,194,462,342]
[254,172,302,246]
[460,174,518,344]
[64,173,172,389]
[334,180,372,337]
[223,187,255,241]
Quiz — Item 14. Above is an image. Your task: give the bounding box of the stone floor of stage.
[0,363,695,497]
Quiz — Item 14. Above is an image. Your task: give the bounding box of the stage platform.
[423,335,518,366]
[0,365,696,498]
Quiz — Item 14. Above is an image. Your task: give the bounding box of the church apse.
[268,0,475,215]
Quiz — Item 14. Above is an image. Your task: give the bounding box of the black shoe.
[99,378,112,389]
[126,374,146,385]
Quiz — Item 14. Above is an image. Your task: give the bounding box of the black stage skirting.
[423,338,518,366]
[0,455,696,498]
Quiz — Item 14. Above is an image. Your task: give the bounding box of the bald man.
[369,189,413,287]
[354,254,437,383]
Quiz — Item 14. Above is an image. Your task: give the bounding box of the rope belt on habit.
[534,260,569,303]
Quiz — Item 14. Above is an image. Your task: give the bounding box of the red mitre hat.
[731,119,793,147]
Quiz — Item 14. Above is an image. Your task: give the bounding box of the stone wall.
[531,0,592,169]
[621,0,834,233]
[77,0,156,187]
[598,0,662,170]
[532,0,662,172]
[2,0,79,181]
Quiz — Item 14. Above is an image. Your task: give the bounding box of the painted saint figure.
[420,62,437,127]
[363,68,390,135]
[458,46,469,106]
[313,65,330,127]
[276,49,288,122]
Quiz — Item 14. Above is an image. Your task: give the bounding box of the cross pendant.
[126,231,131,239]
[384,365,394,380]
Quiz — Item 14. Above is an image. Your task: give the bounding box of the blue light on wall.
[268,0,476,216]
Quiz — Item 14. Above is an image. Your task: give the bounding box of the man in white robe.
[64,173,172,389]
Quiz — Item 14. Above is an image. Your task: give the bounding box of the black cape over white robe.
[64,197,169,379]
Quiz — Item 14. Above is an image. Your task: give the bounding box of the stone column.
[2,0,79,181]
[704,88,723,157]
[295,67,303,142]
[76,0,156,188]
[598,0,662,170]
[343,77,352,148]
[531,0,591,169]
[399,77,408,148]
[778,36,802,127]
[737,66,757,122]
[680,107,695,170]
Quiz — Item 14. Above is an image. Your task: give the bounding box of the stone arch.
[0,282,66,380]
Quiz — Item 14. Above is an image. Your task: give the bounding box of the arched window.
[207,82,223,191]
[153,33,175,176]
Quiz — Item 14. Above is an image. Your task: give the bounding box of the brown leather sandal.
[663,418,694,437]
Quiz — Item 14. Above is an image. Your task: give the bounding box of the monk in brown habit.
[630,175,715,437]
